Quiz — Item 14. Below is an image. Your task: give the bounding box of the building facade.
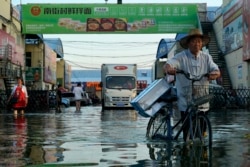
[0,1,70,93]
[0,1,25,92]
[212,0,250,88]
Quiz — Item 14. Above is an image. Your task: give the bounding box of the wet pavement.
[0,106,249,167]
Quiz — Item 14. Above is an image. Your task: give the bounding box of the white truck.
[101,64,137,109]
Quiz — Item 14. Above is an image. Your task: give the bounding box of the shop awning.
[156,38,176,59]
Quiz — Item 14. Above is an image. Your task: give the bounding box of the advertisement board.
[44,44,57,84]
[22,4,198,34]
[26,67,42,82]
[243,0,250,60]
[222,0,243,54]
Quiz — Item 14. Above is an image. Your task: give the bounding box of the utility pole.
[117,0,122,4]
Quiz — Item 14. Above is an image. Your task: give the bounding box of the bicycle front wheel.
[186,112,212,147]
[146,109,170,140]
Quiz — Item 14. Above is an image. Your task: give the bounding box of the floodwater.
[0,106,249,167]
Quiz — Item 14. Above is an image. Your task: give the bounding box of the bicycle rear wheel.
[146,109,170,140]
[186,112,212,147]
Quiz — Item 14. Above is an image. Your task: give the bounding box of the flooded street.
[0,106,249,167]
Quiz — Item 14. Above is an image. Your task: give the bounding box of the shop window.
[26,52,32,67]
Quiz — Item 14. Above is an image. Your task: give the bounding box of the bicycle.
[146,71,214,147]
[147,141,212,167]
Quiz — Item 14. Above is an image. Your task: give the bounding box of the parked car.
[61,92,92,106]
[61,97,70,108]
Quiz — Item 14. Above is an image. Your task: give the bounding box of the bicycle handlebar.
[176,70,209,82]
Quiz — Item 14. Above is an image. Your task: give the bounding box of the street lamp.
[117,0,122,4]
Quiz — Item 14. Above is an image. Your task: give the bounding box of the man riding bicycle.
[164,28,221,140]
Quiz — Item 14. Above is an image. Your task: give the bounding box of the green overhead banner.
[21,4,198,34]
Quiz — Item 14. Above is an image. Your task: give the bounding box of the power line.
[64,52,156,58]
[62,40,159,45]
[65,59,154,69]
[62,43,157,51]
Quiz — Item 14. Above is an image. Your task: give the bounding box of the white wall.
[225,49,250,88]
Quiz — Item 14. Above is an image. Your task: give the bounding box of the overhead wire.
[65,56,156,69]
[62,42,158,51]
[61,39,159,69]
[46,38,168,69]
[64,52,155,58]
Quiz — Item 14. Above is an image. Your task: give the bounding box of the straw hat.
[179,28,210,49]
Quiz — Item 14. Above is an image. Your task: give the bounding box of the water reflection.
[146,141,212,167]
[0,108,249,166]
[209,109,250,167]
[101,109,138,121]
[0,115,27,166]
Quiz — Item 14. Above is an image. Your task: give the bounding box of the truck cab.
[101,64,137,109]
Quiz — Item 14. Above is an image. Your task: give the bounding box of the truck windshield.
[106,76,136,89]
